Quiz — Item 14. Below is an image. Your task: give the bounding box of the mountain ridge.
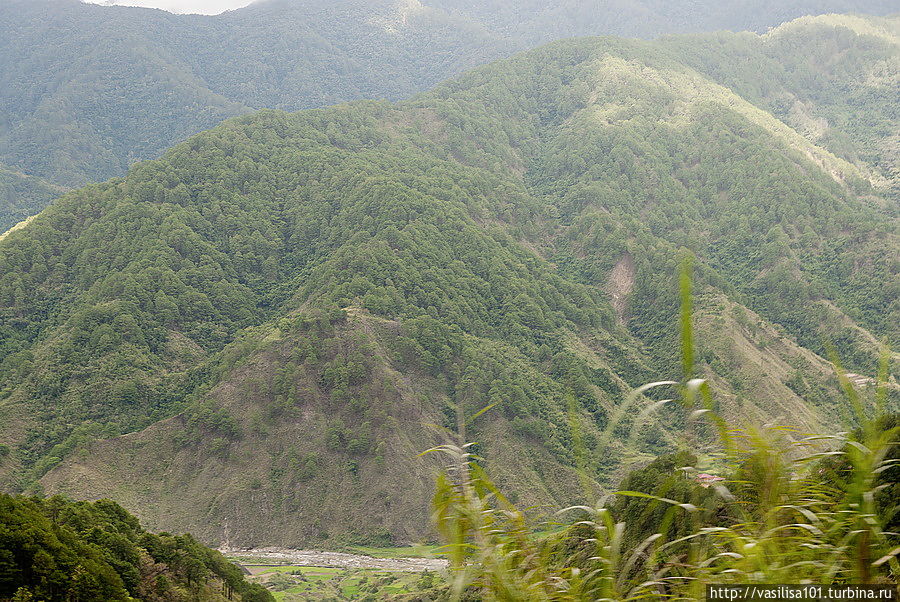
[0,22,895,544]
[1,1,898,229]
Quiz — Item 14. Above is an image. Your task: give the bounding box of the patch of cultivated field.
[247,565,443,601]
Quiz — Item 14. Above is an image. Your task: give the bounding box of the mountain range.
[1,0,897,230]
[0,13,897,546]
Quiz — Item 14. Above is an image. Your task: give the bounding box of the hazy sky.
[82,0,255,15]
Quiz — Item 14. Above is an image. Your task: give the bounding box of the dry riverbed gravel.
[222,547,447,572]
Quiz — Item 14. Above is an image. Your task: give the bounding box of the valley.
[0,4,897,600]
[0,14,896,547]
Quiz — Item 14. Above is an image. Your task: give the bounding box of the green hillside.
[658,14,900,200]
[428,0,899,45]
[0,0,508,229]
[0,493,273,601]
[0,166,65,236]
[1,0,897,229]
[0,19,897,545]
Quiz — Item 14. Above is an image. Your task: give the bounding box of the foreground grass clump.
[430,261,899,600]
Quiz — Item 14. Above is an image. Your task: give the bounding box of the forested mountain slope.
[0,494,273,601]
[1,0,897,229]
[0,0,507,230]
[657,14,900,200]
[0,165,65,232]
[428,0,899,45]
[0,21,897,545]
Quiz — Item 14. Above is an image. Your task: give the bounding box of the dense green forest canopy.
[0,494,273,601]
[0,15,896,544]
[429,0,899,44]
[0,0,897,229]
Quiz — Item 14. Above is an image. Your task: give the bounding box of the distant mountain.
[0,164,65,230]
[428,0,900,44]
[656,14,900,201]
[0,0,507,229]
[0,15,896,546]
[1,0,897,229]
